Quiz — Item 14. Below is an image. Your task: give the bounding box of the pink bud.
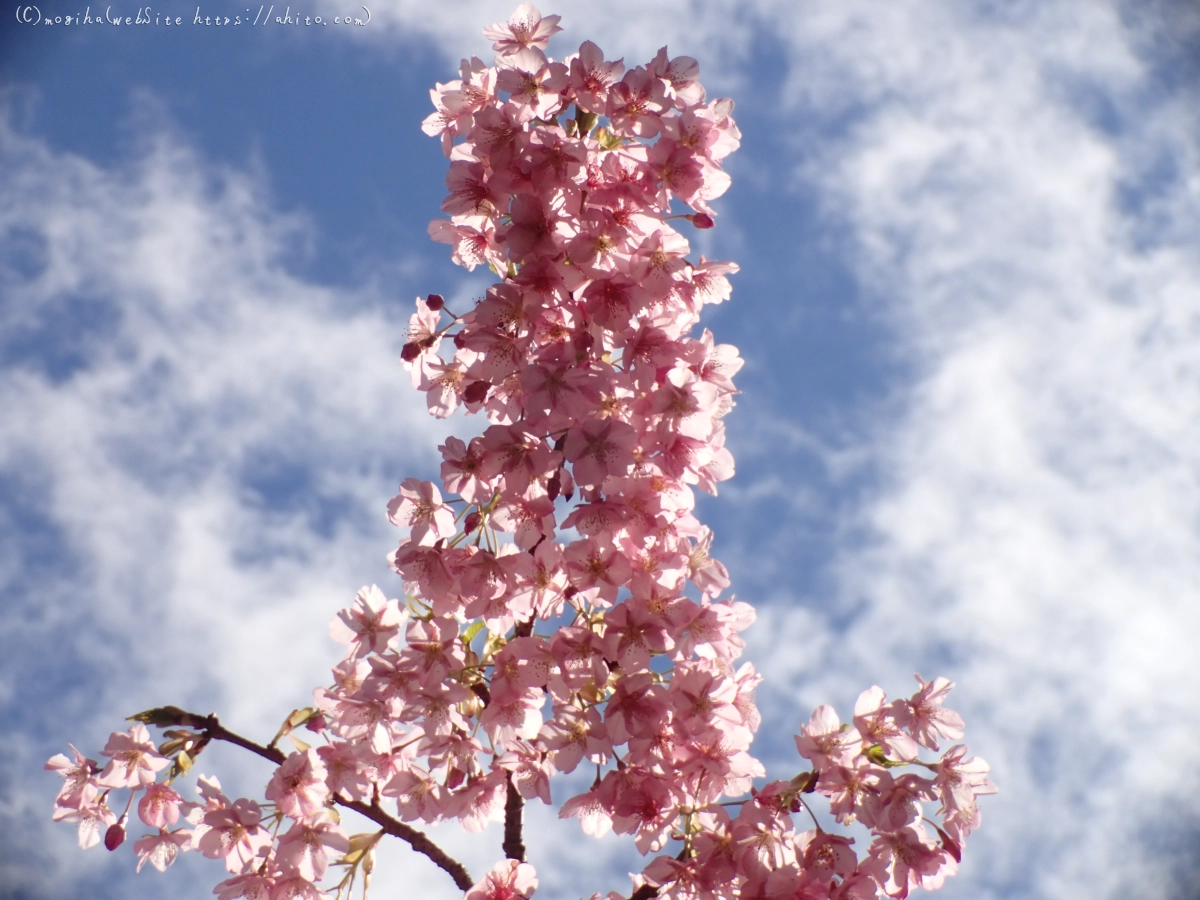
[104,821,126,851]
[401,341,422,362]
[934,824,962,863]
[463,381,491,404]
[426,293,445,311]
[690,213,715,229]
[305,713,328,734]
[463,511,481,534]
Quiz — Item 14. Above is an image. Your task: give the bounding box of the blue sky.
[2,2,1199,899]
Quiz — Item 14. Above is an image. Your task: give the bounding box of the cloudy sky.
[2,1,1199,898]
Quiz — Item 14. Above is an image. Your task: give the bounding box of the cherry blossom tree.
[47,6,995,899]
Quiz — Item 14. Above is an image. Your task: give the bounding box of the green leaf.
[789,771,818,793]
[462,620,486,644]
[270,707,321,748]
[864,744,904,768]
[595,127,624,150]
[289,734,311,753]
[574,107,598,136]
[129,706,191,728]
[288,707,319,728]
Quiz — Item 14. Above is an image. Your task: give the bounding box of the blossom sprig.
[46,6,994,900]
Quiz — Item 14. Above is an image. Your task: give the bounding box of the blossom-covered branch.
[46,6,995,900]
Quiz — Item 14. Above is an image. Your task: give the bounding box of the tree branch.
[502,772,525,862]
[192,712,286,764]
[134,707,473,892]
[337,795,473,891]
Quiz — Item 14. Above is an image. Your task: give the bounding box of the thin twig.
[137,708,473,891]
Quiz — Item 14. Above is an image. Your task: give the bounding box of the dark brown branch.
[470,682,492,707]
[198,713,286,764]
[337,796,473,891]
[502,772,525,861]
[132,707,472,891]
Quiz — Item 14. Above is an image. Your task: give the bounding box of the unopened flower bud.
[459,694,483,718]
[304,713,328,734]
[934,824,962,863]
[463,381,491,404]
[104,820,126,851]
[463,511,481,534]
[401,342,422,362]
[426,293,445,311]
[690,213,715,229]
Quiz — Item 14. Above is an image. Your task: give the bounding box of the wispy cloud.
[0,101,456,898]
[316,0,758,90]
[727,2,1200,899]
[5,2,1200,898]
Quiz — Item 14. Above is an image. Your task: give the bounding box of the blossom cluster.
[46,726,340,894]
[46,6,994,900]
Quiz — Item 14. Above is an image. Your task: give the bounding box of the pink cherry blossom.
[569,41,624,113]
[133,830,191,872]
[648,47,705,109]
[329,584,406,657]
[387,478,456,546]
[45,744,98,807]
[268,874,323,900]
[214,873,276,900]
[196,796,274,873]
[794,705,861,770]
[49,12,991,898]
[483,4,562,73]
[447,770,508,832]
[563,418,638,487]
[275,810,349,882]
[897,674,966,752]
[796,830,858,884]
[265,751,329,821]
[52,783,116,849]
[96,723,170,788]
[934,744,998,819]
[560,786,614,838]
[853,687,921,762]
[465,859,539,900]
[539,703,611,773]
[862,824,957,899]
[138,782,183,829]
[440,435,495,504]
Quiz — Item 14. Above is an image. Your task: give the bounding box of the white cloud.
[6,2,1200,898]
[726,2,1200,899]
[0,100,456,897]
[316,0,758,92]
